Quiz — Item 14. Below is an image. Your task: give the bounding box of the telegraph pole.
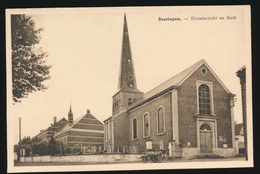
[19,117,21,142]
[18,117,21,161]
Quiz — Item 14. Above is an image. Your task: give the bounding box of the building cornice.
[128,86,179,112]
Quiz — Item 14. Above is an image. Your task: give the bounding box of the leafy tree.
[56,140,65,155]
[11,14,51,103]
[19,136,32,145]
[39,141,49,156]
[13,144,19,152]
[31,140,49,156]
[48,136,57,156]
[18,136,32,157]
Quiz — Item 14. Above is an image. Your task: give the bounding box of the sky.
[6,6,251,144]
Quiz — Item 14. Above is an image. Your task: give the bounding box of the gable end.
[178,61,232,94]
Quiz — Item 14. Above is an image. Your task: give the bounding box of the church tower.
[112,14,143,115]
[68,103,73,126]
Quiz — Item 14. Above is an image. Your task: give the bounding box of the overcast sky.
[7,6,251,144]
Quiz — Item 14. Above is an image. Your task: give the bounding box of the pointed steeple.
[68,102,73,126]
[118,14,139,91]
[112,14,143,115]
[69,102,72,113]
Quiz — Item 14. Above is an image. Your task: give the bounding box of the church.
[103,15,236,158]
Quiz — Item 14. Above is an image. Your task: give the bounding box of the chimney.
[87,109,90,114]
[54,117,57,124]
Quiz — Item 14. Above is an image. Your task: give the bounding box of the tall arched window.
[157,107,165,134]
[198,84,211,115]
[132,118,137,140]
[143,113,150,138]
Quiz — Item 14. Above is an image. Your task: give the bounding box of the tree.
[31,140,49,156]
[48,136,57,156]
[11,14,51,103]
[18,136,33,157]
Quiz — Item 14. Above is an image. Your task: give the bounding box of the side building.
[235,123,245,155]
[53,107,104,153]
[32,117,68,142]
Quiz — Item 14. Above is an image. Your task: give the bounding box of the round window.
[201,68,207,75]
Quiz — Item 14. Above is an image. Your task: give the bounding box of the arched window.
[157,107,165,134]
[143,113,150,138]
[132,118,137,140]
[198,84,211,115]
[200,123,211,131]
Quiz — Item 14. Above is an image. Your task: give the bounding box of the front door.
[200,123,213,153]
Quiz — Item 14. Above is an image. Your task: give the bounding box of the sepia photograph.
[6,6,253,173]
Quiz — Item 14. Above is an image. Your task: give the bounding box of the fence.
[104,140,172,154]
[104,144,139,154]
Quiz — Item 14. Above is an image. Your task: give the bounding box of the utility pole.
[19,117,21,142]
[18,117,21,161]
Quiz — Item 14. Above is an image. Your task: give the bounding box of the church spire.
[69,102,72,113]
[112,14,143,115]
[68,102,73,126]
[118,14,138,90]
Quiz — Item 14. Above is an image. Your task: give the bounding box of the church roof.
[128,59,232,111]
[143,59,204,100]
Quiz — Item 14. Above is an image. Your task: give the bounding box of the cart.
[142,149,169,163]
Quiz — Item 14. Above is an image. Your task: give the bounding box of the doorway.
[200,123,213,153]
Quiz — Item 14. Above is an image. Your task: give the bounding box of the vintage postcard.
[6,6,253,173]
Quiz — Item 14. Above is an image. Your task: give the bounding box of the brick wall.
[112,112,129,152]
[113,91,142,115]
[128,93,172,152]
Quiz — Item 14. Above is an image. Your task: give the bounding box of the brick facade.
[106,61,235,158]
[54,110,104,152]
[128,93,172,152]
[178,64,233,149]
